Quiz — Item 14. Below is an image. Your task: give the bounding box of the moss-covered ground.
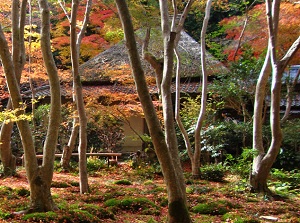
[0,162,299,223]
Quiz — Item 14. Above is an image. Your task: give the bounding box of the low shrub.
[192,201,229,215]
[80,203,115,220]
[144,180,154,185]
[114,179,132,185]
[51,181,70,188]
[270,169,300,194]
[200,163,226,182]
[157,196,168,207]
[104,198,119,207]
[87,157,106,173]
[133,163,162,180]
[104,197,158,214]
[69,181,80,187]
[224,148,255,179]
[65,209,95,222]
[186,185,212,194]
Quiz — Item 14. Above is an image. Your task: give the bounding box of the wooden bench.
[21,152,122,167]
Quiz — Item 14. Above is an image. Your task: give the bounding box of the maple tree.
[51,0,117,68]
[0,1,50,84]
[220,2,300,63]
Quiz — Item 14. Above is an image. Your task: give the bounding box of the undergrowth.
[0,163,299,222]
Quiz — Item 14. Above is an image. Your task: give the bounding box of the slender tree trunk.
[0,105,16,176]
[60,79,78,170]
[59,0,91,176]
[1,0,60,211]
[192,0,212,178]
[61,116,79,170]
[115,0,191,222]
[61,145,72,170]
[70,0,90,193]
[0,0,27,176]
[251,0,300,193]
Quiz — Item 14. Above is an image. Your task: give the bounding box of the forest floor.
[0,161,299,223]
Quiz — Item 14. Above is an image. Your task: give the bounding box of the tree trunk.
[0,114,16,176]
[70,0,91,194]
[28,167,57,211]
[61,145,72,170]
[0,27,54,212]
[61,96,79,170]
[192,0,212,178]
[0,0,27,176]
[251,0,279,193]
[250,163,271,193]
[1,0,60,212]
[251,0,300,194]
[115,1,191,222]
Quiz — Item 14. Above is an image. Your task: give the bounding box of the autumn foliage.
[51,0,118,68]
[220,2,300,63]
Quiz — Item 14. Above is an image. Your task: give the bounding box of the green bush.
[186,185,212,194]
[104,198,120,207]
[66,209,95,222]
[134,165,156,180]
[114,179,132,185]
[271,169,300,194]
[225,147,255,178]
[80,204,115,220]
[51,181,70,188]
[87,157,106,173]
[200,163,226,182]
[192,201,229,215]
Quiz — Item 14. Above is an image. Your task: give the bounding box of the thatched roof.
[79,30,229,83]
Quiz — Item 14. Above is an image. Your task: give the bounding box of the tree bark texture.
[192,0,212,178]
[61,145,72,170]
[0,0,27,176]
[114,0,191,222]
[70,0,90,193]
[0,114,16,176]
[251,0,300,193]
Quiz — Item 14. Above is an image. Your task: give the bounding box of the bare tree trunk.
[0,106,16,176]
[61,145,72,170]
[174,0,211,178]
[114,0,191,222]
[1,0,61,211]
[192,0,212,177]
[70,0,91,193]
[251,0,300,194]
[0,0,27,176]
[61,116,79,170]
